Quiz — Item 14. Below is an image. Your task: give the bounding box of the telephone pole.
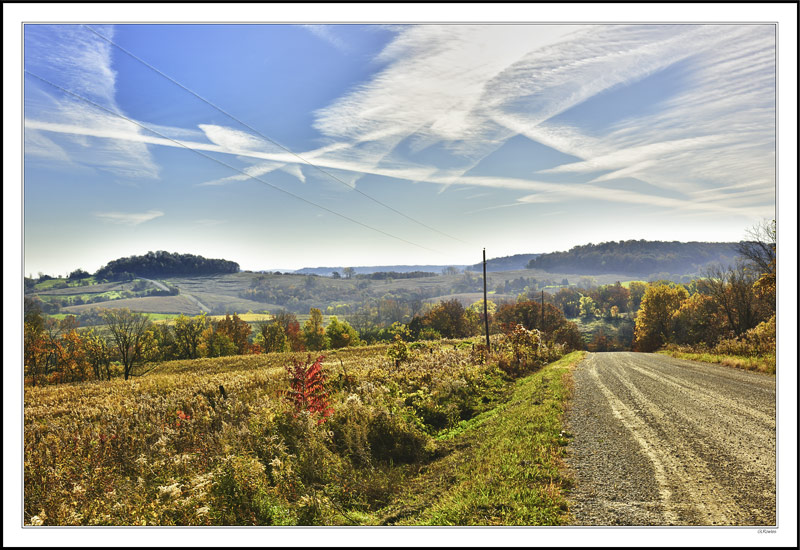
[541,289,545,331]
[483,248,490,351]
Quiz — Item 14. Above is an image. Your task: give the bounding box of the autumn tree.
[325,316,360,349]
[669,293,723,346]
[216,313,252,354]
[579,296,597,318]
[82,328,114,380]
[495,300,564,334]
[303,308,329,351]
[172,314,208,359]
[100,308,154,380]
[260,322,288,354]
[633,284,688,352]
[627,281,648,313]
[273,310,305,351]
[553,287,582,317]
[698,262,765,338]
[199,323,237,358]
[423,299,476,339]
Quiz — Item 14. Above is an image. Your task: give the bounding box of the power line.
[25,70,446,256]
[82,24,472,247]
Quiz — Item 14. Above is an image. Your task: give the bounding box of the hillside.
[467,253,541,272]
[292,264,467,276]
[527,240,739,276]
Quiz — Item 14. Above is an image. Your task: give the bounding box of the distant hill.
[467,253,541,272]
[292,265,468,276]
[95,251,240,281]
[527,240,740,276]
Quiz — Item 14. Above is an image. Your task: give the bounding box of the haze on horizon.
[23,23,776,277]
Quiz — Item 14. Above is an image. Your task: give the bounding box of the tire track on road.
[566,352,776,526]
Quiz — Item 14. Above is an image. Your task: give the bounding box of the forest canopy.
[527,240,739,276]
[94,251,240,281]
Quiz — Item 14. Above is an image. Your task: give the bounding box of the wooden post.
[483,248,490,352]
[541,290,544,331]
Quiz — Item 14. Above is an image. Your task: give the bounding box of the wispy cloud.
[24,25,159,179]
[302,25,350,52]
[94,210,164,225]
[25,24,775,222]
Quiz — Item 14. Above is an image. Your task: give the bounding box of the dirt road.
[565,352,776,526]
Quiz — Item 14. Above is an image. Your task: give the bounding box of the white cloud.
[26,24,775,221]
[302,25,350,52]
[24,25,159,179]
[94,210,164,226]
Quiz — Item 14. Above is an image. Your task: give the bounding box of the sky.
[21,22,780,276]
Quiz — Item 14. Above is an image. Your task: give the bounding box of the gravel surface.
[565,352,775,526]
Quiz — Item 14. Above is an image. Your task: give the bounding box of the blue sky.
[22,22,778,276]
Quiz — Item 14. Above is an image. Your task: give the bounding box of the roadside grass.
[377,350,586,526]
[656,349,775,375]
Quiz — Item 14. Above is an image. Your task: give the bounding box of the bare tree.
[101,308,153,380]
[735,219,776,276]
[699,262,764,337]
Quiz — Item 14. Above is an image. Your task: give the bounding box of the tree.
[669,293,723,346]
[736,219,776,276]
[216,313,252,355]
[553,287,582,318]
[579,296,597,318]
[100,308,154,380]
[699,262,765,337]
[303,308,329,351]
[260,322,288,354]
[172,314,208,359]
[633,284,688,352]
[325,316,360,349]
[68,268,91,280]
[199,323,238,358]
[423,299,475,338]
[627,282,648,313]
[83,328,114,380]
[736,220,777,314]
[342,267,356,279]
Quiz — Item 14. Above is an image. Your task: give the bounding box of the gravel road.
[565,352,776,526]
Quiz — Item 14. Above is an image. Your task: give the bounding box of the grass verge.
[656,349,775,375]
[376,350,586,526]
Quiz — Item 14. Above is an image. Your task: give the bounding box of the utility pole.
[483,248,490,352]
[541,290,545,331]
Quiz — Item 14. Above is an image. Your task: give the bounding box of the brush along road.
[566,352,775,526]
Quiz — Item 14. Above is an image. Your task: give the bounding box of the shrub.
[208,455,294,525]
[285,355,333,423]
[367,409,430,465]
[495,325,566,377]
[386,335,410,368]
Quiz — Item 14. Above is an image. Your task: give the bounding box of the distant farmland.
[61,295,206,315]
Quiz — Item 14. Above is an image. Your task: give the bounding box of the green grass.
[377,351,586,526]
[656,349,775,375]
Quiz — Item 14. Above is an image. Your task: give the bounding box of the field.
[23,339,584,526]
[61,295,206,315]
[28,269,642,322]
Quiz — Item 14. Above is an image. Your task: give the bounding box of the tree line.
[94,251,239,281]
[527,240,740,276]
